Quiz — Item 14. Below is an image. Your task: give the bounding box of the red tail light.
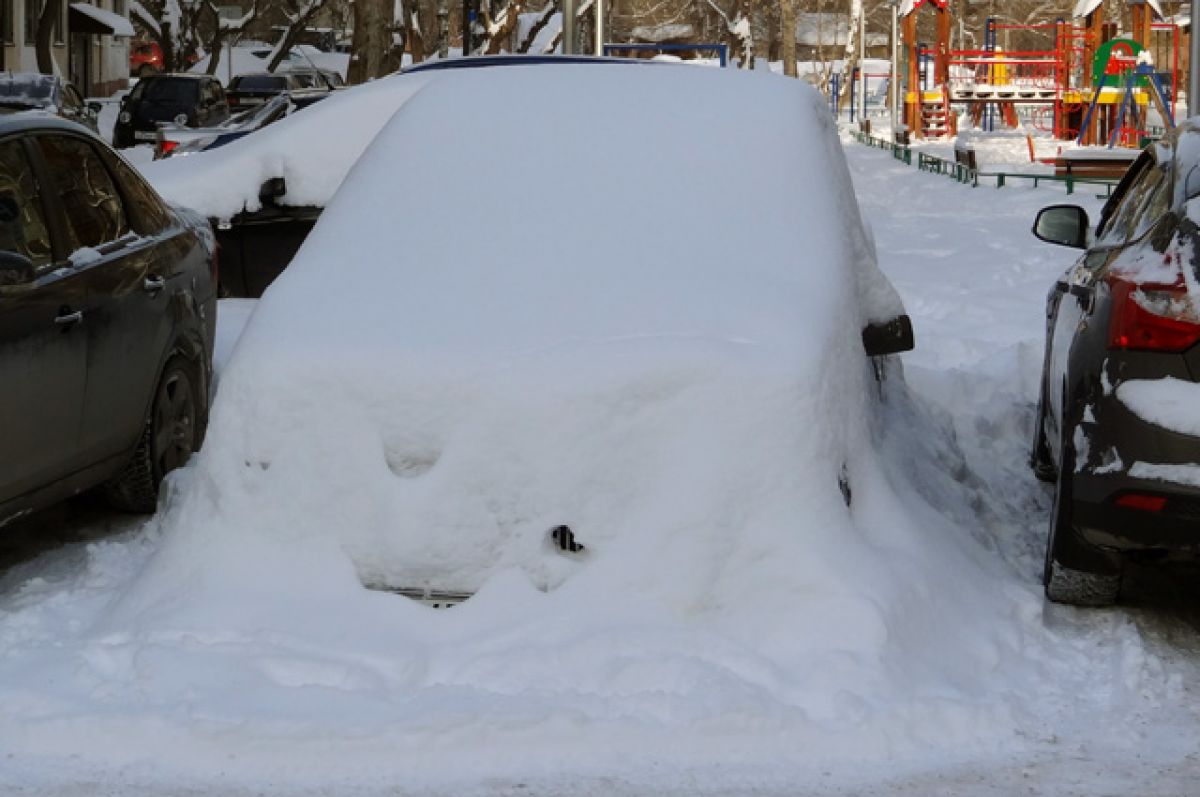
[1114,493,1168,512]
[1107,276,1200,352]
[158,139,179,158]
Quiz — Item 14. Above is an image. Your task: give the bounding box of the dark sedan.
[0,116,216,525]
[226,72,329,111]
[1031,121,1200,605]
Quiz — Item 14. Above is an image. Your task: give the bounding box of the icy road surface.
[1,139,1199,795]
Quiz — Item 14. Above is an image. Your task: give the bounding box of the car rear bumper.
[1071,396,1200,557]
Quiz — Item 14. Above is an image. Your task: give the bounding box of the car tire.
[1043,439,1121,607]
[104,355,204,513]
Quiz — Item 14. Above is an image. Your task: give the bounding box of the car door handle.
[143,275,166,293]
[54,309,83,327]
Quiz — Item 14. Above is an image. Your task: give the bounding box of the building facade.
[1,0,131,97]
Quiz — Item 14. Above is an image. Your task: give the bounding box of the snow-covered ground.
[2,133,1200,795]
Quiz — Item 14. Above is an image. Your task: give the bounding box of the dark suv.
[0,117,216,525]
[1031,121,1200,605]
[113,74,229,149]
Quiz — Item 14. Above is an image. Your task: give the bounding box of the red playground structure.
[898,0,1181,144]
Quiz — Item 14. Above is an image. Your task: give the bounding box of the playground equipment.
[897,0,1181,144]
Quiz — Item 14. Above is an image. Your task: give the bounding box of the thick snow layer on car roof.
[138,71,437,218]
[85,65,1044,773]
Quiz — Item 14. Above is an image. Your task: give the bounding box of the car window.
[61,84,82,111]
[134,77,199,104]
[103,149,172,235]
[1127,166,1172,242]
[1095,155,1157,246]
[0,139,53,269]
[35,135,131,250]
[235,75,286,91]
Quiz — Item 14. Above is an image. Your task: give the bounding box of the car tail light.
[1114,493,1168,512]
[1107,275,1200,352]
[157,139,179,158]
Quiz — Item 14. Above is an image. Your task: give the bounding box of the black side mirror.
[87,101,102,115]
[1033,205,1090,249]
[863,314,915,357]
[0,251,36,287]
[259,177,287,206]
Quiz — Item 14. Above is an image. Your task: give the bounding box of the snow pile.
[139,71,437,218]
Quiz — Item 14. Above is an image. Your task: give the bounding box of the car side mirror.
[1033,205,1090,249]
[0,251,36,287]
[259,177,287,206]
[862,314,914,357]
[87,101,102,115]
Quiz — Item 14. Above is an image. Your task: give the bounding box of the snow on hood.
[78,65,1046,772]
[137,71,437,218]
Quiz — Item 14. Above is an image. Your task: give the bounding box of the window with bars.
[1,0,13,45]
[23,0,37,45]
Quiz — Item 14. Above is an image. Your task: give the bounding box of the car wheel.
[104,356,203,513]
[1043,438,1121,607]
[1030,389,1056,483]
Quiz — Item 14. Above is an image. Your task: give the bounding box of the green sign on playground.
[1092,38,1148,87]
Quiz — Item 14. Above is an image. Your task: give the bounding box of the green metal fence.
[851,132,1118,197]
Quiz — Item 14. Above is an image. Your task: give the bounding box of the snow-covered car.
[139,56,648,296]
[0,72,99,134]
[1031,122,1200,606]
[160,63,913,600]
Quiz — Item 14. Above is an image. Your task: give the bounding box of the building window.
[53,0,62,45]
[1,0,13,45]
[23,0,38,45]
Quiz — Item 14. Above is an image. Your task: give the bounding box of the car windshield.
[233,75,287,91]
[0,74,54,108]
[133,78,199,103]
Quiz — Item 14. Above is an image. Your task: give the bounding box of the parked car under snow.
[1032,122,1200,606]
[138,56,648,297]
[155,63,914,601]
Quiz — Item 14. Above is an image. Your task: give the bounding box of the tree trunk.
[35,0,59,75]
[268,3,329,72]
[780,0,796,78]
[348,0,392,83]
[839,0,863,110]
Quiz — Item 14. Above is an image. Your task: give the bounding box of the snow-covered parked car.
[138,56,648,297]
[1032,122,1200,606]
[0,72,99,134]
[159,63,913,600]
